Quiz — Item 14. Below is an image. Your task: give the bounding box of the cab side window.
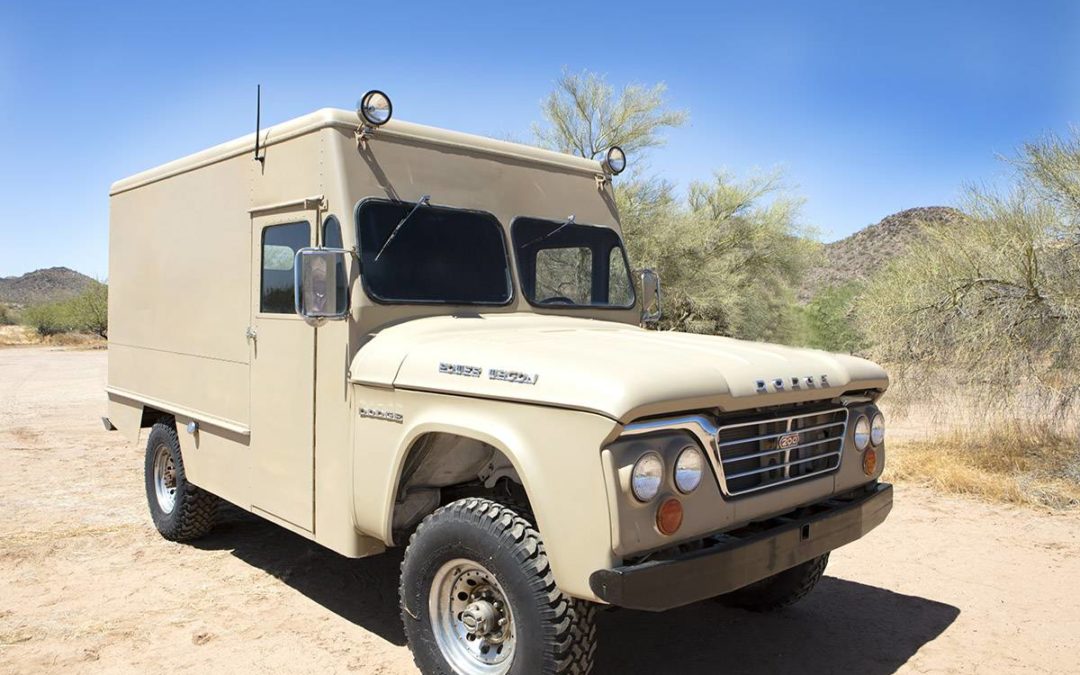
[261,221,310,313]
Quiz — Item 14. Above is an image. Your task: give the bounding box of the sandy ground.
[2,347,1079,674]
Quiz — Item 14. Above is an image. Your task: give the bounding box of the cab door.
[249,215,315,531]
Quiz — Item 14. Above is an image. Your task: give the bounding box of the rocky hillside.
[0,267,96,306]
[801,206,965,299]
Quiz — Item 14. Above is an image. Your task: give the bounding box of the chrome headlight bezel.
[853,414,871,451]
[674,445,705,494]
[630,451,664,502]
[871,412,885,446]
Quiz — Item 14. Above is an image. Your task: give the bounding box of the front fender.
[350,385,621,601]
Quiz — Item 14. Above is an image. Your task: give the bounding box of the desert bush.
[0,304,18,326]
[618,172,816,340]
[22,302,74,337]
[20,282,108,339]
[67,281,108,338]
[800,282,867,353]
[860,131,1080,417]
[534,69,688,160]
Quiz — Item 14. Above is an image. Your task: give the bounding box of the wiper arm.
[374,195,430,261]
[520,214,575,248]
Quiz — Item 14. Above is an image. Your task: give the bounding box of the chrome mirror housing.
[640,268,662,325]
[294,248,350,326]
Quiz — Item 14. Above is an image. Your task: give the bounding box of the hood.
[349,314,889,423]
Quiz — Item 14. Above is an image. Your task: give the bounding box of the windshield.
[356,199,512,305]
[511,217,636,308]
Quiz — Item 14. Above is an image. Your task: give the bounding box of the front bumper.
[589,482,893,611]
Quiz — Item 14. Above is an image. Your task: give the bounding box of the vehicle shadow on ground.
[193,506,409,646]
[596,577,960,674]
[196,508,959,672]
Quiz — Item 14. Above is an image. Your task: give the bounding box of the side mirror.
[640,268,662,325]
[294,248,350,326]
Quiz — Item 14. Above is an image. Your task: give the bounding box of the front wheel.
[400,498,596,674]
[715,553,829,612]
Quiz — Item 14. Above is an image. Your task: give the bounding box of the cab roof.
[110,108,605,196]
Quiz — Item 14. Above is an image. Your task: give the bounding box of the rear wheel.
[716,553,829,612]
[400,498,596,674]
[144,421,218,541]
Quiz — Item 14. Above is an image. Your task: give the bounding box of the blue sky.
[1,0,1077,278]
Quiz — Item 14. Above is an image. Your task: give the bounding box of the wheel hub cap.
[153,444,177,514]
[429,559,515,674]
[461,600,497,637]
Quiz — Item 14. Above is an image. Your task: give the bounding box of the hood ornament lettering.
[489,368,539,385]
[439,362,482,378]
[439,362,540,385]
[754,374,830,394]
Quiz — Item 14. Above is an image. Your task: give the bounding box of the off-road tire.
[400,498,597,674]
[716,553,829,612]
[144,421,218,541]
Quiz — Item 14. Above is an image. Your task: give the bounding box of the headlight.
[871,413,885,446]
[674,446,705,494]
[853,415,870,451]
[631,452,664,502]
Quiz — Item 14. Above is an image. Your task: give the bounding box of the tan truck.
[105,90,892,674]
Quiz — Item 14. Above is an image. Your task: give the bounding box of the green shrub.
[22,302,74,336]
[20,282,108,338]
[800,282,867,353]
[0,304,18,326]
[68,281,108,338]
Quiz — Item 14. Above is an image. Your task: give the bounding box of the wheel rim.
[429,558,515,674]
[153,444,177,514]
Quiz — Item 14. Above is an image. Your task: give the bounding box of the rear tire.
[716,553,829,612]
[400,497,596,674]
[144,421,218,541]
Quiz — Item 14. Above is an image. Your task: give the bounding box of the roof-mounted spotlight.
[603,145,627,175]
[358,90,393,127]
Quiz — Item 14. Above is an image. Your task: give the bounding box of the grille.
[715,407,848,496]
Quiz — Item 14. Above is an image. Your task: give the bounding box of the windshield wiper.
[374,195,430,261]
[520,214,575,248]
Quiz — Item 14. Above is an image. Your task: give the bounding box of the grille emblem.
[777,432,801,450]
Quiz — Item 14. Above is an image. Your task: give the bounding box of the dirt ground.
[2,347,1079,674]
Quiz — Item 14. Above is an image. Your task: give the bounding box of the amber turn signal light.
[862,447,878,476]
[656,498,684,535]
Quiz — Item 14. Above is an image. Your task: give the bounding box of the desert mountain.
[0,267,96,306]
[801,206,965,299]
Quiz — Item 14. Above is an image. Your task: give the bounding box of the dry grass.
[0,326,105,349]
[41,332,106,349]
[0,325,37,346]
[885,424,1080,509]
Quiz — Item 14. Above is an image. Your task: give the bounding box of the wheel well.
[391,432,530,544]
[140,406,174,428]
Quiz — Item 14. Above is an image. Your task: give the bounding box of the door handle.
[246,326,258,342]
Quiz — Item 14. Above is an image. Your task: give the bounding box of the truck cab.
[106,91,891,675]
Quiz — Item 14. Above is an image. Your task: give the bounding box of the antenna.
[254,84,265,165]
